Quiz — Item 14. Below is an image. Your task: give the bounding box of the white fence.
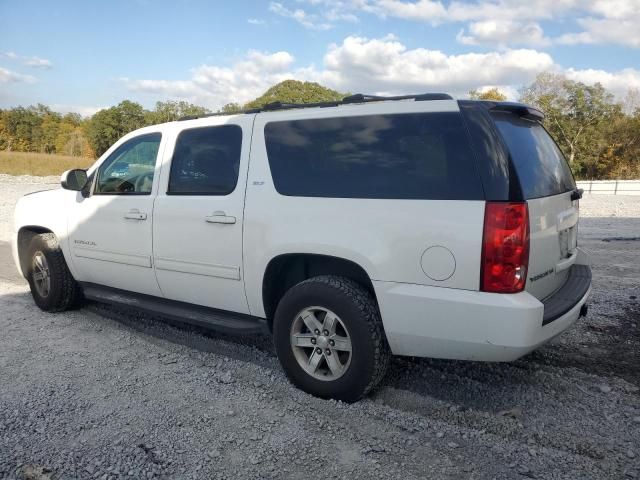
[577,180,640,196]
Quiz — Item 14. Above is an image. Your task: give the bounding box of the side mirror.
[61,169,88,191]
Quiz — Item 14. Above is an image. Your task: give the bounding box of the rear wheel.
[26,233,82,312]
[273,275,389,402]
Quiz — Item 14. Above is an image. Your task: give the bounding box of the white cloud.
[247,18,266,25]
[294,0,583,24]
[50,104,105,117]
[121,50,301,108]
[369,0,447,22]
[589,0,639,20]
[557,16,640,47]
[121,35,556,107]
[564,67,640,99]
[0,66,37,84]
[381,0,640,47]
[348,0,583,22]
[441,0,582,22]
[317,35,554,95]
[121,34,640,109]
[297,0,361,23]
[23,56,53,69]
[277,0,640,48]
[269,2,332,30]
[553,0,640,47]
[457,20,550,48]
[2,52,53,69]
[470,84,520,99]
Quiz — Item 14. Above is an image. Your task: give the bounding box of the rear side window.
[168,125,242,195]
[491,113,575,199]
[264,112,483,200]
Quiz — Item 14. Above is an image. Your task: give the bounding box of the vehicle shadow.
[85,299,276,360]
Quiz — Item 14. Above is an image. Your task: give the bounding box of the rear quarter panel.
[243,100,485,318]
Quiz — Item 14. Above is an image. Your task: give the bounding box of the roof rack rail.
[177,92,453,121]
[343,93,452,103]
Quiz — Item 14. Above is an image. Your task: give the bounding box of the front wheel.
[26,233,82,312]
[273,276,390,402]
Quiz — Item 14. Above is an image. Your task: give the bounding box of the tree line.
[0,100,209,160]
[1,77,638,179]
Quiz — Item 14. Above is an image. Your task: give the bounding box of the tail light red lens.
[481,202,530,293]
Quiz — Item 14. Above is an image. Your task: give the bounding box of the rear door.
[152,117,252,314]
[491,112,578,300]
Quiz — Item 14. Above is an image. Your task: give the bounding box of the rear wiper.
[571,188,584,201]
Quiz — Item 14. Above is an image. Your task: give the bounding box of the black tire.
[25,233,83,312]
[273,275,390,402]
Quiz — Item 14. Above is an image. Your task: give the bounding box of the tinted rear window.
[491,113,575,199]
[264,112,483,200]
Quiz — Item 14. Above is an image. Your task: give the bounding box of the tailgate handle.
[556,250,578,273]
[571,188,584,201]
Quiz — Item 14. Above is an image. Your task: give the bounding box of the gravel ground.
[1,176,639,480]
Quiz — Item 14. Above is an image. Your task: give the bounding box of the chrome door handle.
[205,211,236,224]
[124,209,147,220]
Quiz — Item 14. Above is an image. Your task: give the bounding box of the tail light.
[481,202,530,293]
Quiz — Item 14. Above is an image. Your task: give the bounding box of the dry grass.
[0,151,94,176]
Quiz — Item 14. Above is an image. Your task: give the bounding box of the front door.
[152,118,252,314]
[67,131,164,297]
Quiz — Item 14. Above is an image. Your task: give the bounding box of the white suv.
[12,94,592,401]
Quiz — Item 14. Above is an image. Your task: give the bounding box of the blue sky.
[1,0,640,115]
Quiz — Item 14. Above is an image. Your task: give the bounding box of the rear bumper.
[542,264,591,325]
[374,263,591,362]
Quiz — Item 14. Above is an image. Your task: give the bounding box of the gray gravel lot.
[1,175,639,479]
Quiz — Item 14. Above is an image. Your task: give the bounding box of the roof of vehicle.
[177,94,544,122]
[178,93,454,121]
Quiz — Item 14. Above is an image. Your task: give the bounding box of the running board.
[80,283,269,335]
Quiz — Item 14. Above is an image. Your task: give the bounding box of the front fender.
[14,188,77,278]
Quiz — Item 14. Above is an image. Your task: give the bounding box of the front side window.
[264,112,484,200]
[168,125,242,195]
[94,133,161,194]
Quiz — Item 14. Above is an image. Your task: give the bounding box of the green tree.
[520,72,619,177]
[1,106,45,152]
[469,88,507,101]
[147,100,208,123]
[0,114,7,151]
[40,112,62,154]
[599,110,640,179]
[86,100,147,157]
[219,102,243,114]
[244,80,345,109]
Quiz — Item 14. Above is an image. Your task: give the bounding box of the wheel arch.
[261,253,377,329]
[17,226,55,277]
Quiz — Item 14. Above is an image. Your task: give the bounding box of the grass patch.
[0,151,94,176]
